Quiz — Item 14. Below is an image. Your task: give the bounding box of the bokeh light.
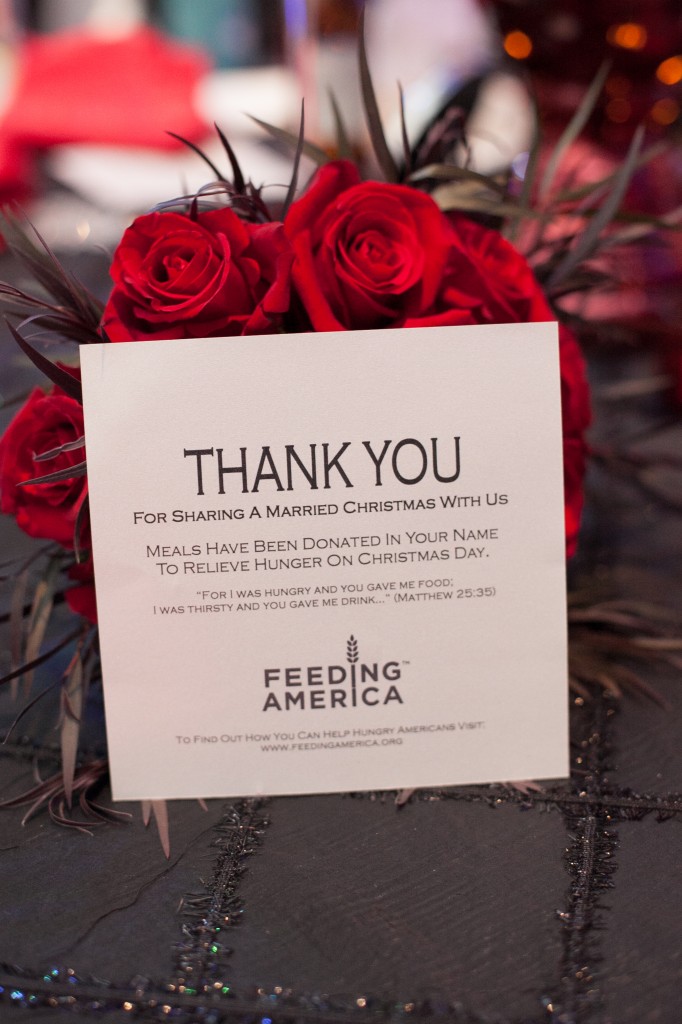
[650,97,680,125]
[503,30,533,60]
[606,98,632,123]
[606,23,648,51]
[656,56,682,86]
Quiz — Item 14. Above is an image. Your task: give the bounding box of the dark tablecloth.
[0,252,680,1024]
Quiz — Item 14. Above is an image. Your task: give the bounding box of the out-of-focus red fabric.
[0,25,211,200]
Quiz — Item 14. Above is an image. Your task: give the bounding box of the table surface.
[0,252,680,1024]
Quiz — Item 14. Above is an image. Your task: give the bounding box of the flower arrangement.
[0,159,590,624]
[0,32,678,846]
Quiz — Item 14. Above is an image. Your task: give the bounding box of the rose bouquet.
[0,160,589,627]
[0,39,677,844]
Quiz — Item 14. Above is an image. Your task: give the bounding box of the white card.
[81,322,568,800]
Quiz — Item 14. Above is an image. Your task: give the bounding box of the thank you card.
[81,322,569,799]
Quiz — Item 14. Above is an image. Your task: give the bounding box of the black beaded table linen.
[0,255,680,1024]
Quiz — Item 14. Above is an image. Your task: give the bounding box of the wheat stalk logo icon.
[346,635,358,703]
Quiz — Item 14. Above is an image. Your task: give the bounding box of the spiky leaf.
[358,7,399,182]
[539,62,610,199]
[5,320,83,401]
[61,649,84,807]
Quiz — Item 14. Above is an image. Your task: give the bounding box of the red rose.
[0,385,88,549]
[404,213,557,329]
[558,324,591,558]
[408,215,590,556]
[65,556,97,624]
[285,161,452,330]
[101,208,293,341]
